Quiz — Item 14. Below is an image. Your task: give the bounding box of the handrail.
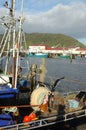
[1,109,86,130]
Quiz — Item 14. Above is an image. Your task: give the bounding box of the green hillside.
[25,33,85,48]
[0,33,85,48]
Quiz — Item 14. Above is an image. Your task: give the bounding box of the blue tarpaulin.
[0,113,15,127]
[0,84,19,98]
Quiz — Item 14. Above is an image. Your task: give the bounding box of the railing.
[1,109,86,130]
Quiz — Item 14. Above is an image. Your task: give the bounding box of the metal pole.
[11,0,16,88]
[10,0,15,17]
[15,0,24,88]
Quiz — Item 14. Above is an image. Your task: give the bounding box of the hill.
[25,33,85,48]
[0,33,85,48]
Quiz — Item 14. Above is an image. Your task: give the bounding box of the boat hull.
[27,53,48,58]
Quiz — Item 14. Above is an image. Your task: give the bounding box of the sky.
[0,0,86,45]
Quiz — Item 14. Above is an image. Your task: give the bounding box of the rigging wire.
[64,78,86,84]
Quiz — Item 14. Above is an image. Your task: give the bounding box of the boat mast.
[10,0,16,88]
[10,0,15,17]
[14,0,24,88]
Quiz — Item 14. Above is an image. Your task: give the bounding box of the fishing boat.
[58,54,70,59]
[58,52,70,59]
[0,0,33,126]
[27,52,48,58]
[0,0,86,129]
[0,0,32,97]
[0,79,86,129]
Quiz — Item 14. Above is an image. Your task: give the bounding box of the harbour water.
[0,58,86,92]
[1,57,86,93]
[28,57,86,93]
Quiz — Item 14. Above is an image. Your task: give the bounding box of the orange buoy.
[23,115,31,123]
[84,101,86,106]
[29,112,36,120]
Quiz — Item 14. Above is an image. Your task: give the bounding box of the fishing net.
[64,92,83,113]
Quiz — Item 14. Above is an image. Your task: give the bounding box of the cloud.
[23,2,86,39]
[0,1,86,44]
